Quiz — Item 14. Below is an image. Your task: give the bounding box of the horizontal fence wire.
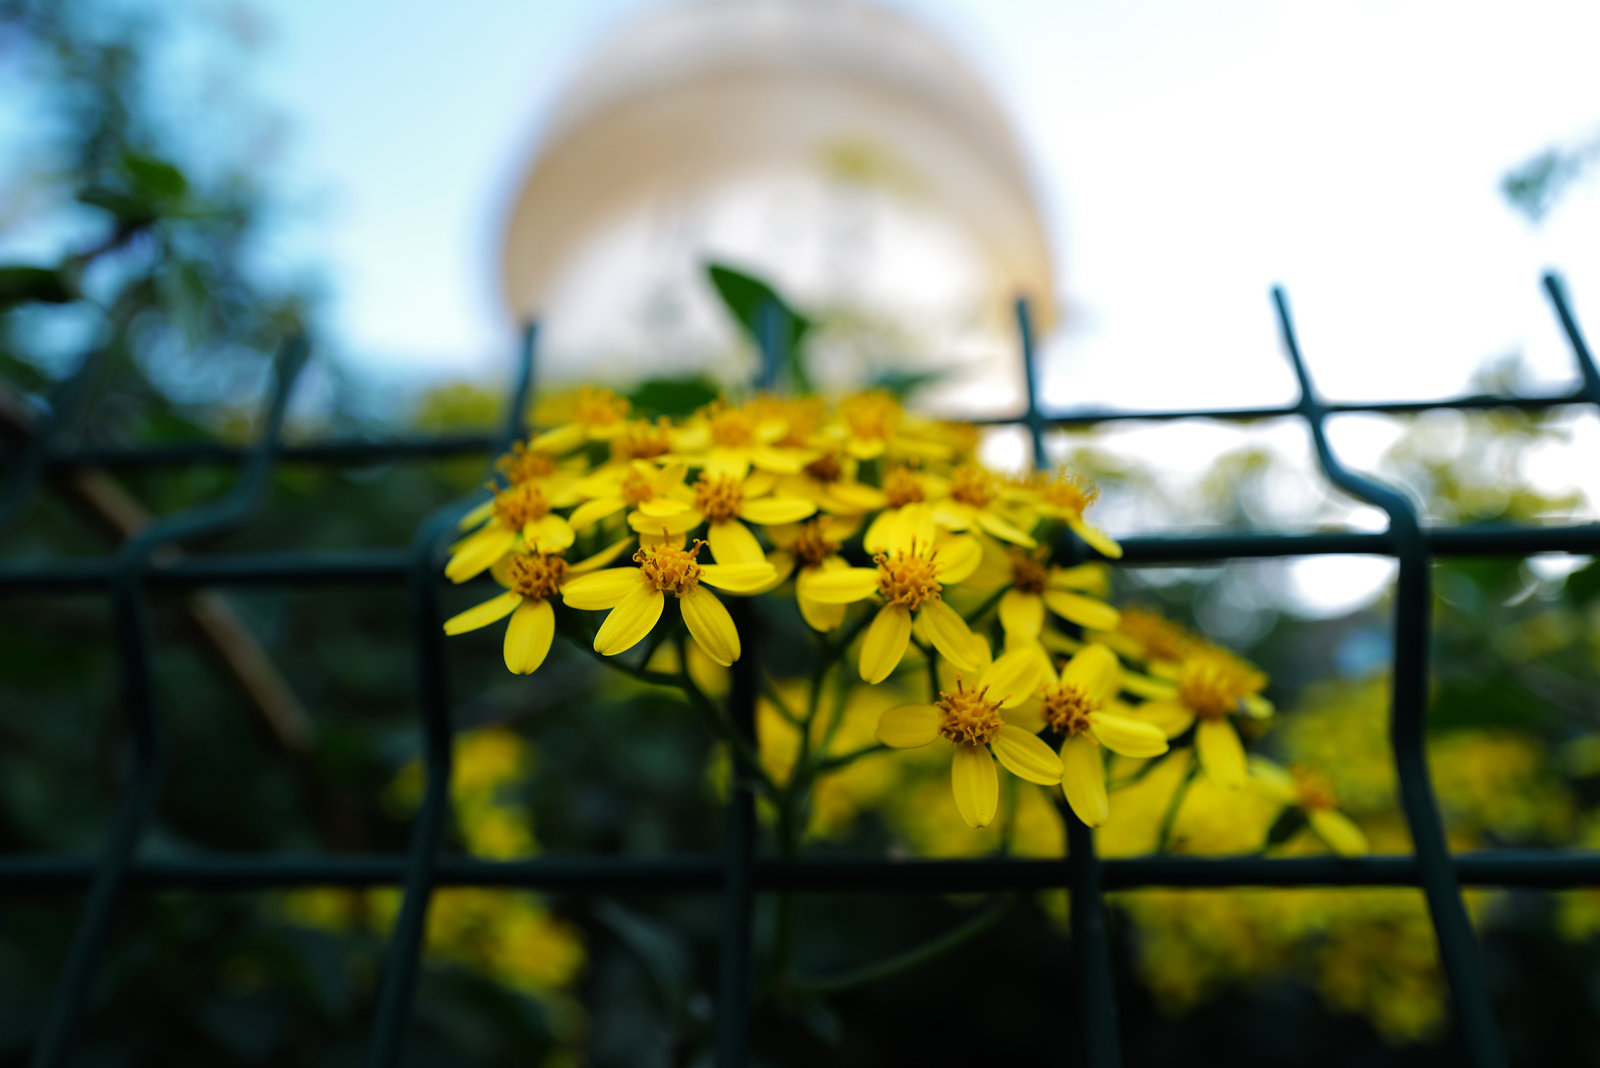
[1,274,1598,1067]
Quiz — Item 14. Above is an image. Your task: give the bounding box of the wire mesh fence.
[4,273,1599,1068]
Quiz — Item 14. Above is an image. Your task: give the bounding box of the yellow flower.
[624,468,817,564]
[995,546,1120,642]
[874,653,1064,828]
[671,400,809,479]
[1250,758,1370,856]
[1028,468,1121,559]
[1005,644,1169,827]
[931,463,1038,548]
[1131,647,1272,788]
[1098,605,1197,669]
[763,515,861,632]
[560,539,775,666]
[862,465,945,553]
[798,535,985,682]
[446,480,582,583]
[774,450,887,515]
[530,386,631,453]
[442,539,633,673]
[828,391,951,461]
[568,460,687,533]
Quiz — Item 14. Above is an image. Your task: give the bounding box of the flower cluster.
[441,388,1361,840]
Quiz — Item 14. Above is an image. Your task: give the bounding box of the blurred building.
[499,0,1054,414]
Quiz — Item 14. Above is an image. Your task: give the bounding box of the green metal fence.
[4,274,1600,1067]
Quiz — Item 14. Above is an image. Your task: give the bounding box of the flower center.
[949,464,995,508]
[612,418,672,461]
[1037,471,1097,516]
[1041,682,1100,736]
[506,553,567,602]
[575,386,629,428]
[803,452,843,483]
[693,473,745,522]
[492,483,552,529]
[1291,767,1337,811]
[936,679,1004,746]
[620,468,658,505]
[1177,656,1249,720]
[1119,608,1193,663]
[708,404,757,448]
[792,520,840,568]
[496,442,558,483]
[636,540,704,597]
[883,467,926,509]
[839,392,899,443]
[1010,550,1049,594]
[874,548,941,611]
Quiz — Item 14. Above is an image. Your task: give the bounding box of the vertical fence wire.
[30,334,309,1068]
[1271,288,1507,1068]
[364,323,539,1067]
[1017,298,1122,1068]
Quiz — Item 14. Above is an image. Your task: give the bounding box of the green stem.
[790,899,1012,997]
[811,743,887,775]
[1155,758,1199,854]
[962,586,1008,626]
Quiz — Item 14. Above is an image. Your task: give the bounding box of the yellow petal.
[991,724,1063,785]
[1067,516,1122,560]
[1121,671,1179,700]
[1061,734,1109,827]
[974,509,1037,548]
[918,599,982,673]
[978,644,1049,708]
[1248,757,1297,802]
[1128,699,1195,739]
[444,526,516,584]
[931,533,982,583]
[875,703,941,748]
[531,423,586,454]
[1048,563,1107,592]
[1196,717,1247,788]
[739,496,817,525]
[680,586,740,666]
[998,590,1045,639]
[862,508,903,554]
[636,496,691,517]
[859,605,912,684]
[503,598,555,674]
[798,567,881,604]
[568,497,625,531]
[750,445,805,473]
[1242,694,1275,719]
[443,590,523,635]
[825,481,886,513]
[629,508,703,536]
[895,502,937,552]
[701,450,751,480]
[523,513,575,553]
[798,592,847,632]
[570,536,636,574]
[1088,712,1169,758]
[1310,809,1369,856]
[562,568,647,610]
[1043,590,1121,632]
[698,562,779,593]
[456,497,495,531]
[1060,643,1121,704]
[707,519,765,564]
[593,584,665,656]
[951,744,999,828]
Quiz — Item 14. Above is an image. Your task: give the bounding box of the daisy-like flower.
[863,466,944,553]
[873,653,1063,828]
[1250,758,1369,856]
[606,417,675,464]
[671,400,808,479]
[931,463,1038,548]
[531,386,633,454]
[1097,605,1196,671]
[568,460,688,533]
[1028,469,1122,560]
[775,451,887,516]
[627,469,816,564]
[798,535,984,682]
[441,539,632,673]
[995,546,1120,642]
[764,515,860,632]
[1130,647,1273,788]
[1005,643,1169,827]
[560,539,775,666]
[446,480,581,583]
[828,391,951,461]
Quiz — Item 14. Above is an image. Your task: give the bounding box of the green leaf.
[627,375,722,418]
[704,262,813,390]
[122,151,189,204]
[869,368,949,399]
[77,185,156,223]
[1264,806,1308,849]
[0,266,76,307]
